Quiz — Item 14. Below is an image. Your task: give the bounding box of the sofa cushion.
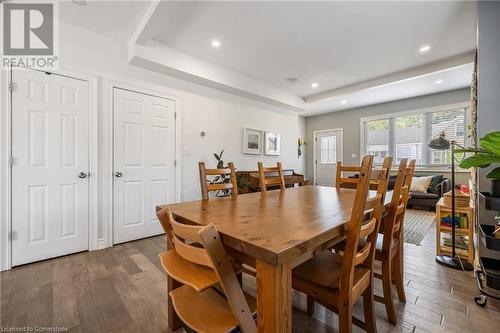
[410,192,439,199]
[411,176,433,193]
[428,175,444,194]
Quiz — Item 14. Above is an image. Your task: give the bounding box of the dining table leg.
[256,259,292,333]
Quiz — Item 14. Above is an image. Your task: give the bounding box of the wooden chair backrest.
[199,161,238,200]
[257,162,286,192]
[156,207,257,333]
[336,157,392,190]
[335,162,361,188]
[339,155,391,301]
[380,159,415,253]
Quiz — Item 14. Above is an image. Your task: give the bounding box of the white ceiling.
[149,1,476,97]
[59,0,149,42]
[58,0,477,116]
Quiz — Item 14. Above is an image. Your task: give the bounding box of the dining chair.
[336,158,392,190]
[292,155,389,333]
[157,207,257,333]
[335,161,362,188]
[257,162,286,192]
[199,161,238,200]
[374,159,415,325]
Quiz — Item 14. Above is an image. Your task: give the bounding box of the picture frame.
[243,128,263,155]
[264,132,281,156]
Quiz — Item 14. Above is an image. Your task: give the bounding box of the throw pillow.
[411,176,433,193]
[428,175,444,194]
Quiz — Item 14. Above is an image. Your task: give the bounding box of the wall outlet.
[351,153,357,158]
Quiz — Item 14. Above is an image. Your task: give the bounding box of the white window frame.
[360,102,470,169]
[319,135,337,164]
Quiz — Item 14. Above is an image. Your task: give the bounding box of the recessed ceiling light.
[211,39,221,48]
[341,100,347,104]
[419,45,431,53]
[311,83,318,88]
[435,80,443,84]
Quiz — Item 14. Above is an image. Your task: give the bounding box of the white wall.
[0,22,305,260]
[59,23,305,196]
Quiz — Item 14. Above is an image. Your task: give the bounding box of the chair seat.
[170,285,256,333]
[160,250,219,291]
[293,251,370,297]
[159,250,244,292]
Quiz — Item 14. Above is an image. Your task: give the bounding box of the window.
[320,136,337,164]
[361,106,468,166]
[365,119,389,165]
[395,114,423,164]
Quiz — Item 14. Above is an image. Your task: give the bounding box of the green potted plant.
[458,131,500,197]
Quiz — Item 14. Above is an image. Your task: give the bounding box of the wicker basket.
[443,189,470,207]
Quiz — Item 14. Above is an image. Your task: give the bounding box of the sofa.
[387,175,451,210]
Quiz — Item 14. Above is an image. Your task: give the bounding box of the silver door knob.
[115,171,123,178]
[78,172,89,179]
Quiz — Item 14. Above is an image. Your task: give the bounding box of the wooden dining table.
[160,185,393,333]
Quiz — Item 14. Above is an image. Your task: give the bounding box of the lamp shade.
[428,132,451,150]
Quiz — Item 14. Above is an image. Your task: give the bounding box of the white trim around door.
[0,67,98,271]
[313,128,344,186]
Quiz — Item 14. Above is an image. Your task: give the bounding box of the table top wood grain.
[162,186,392,266]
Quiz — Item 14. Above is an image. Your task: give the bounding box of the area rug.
[403,209,435,245]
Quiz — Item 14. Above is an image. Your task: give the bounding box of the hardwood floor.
[1,224,499,333]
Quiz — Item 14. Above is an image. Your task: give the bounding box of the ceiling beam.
[128,0,161,46]
[304,51,475,103]
[128,41,307,111]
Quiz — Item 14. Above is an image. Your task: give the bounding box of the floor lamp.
[428,132,473,271]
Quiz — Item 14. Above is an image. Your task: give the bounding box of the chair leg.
[363,283,377,333]
[338,303,353,333]
[392,250,406,303]
[382,260,397,325]
[306,295,315,316]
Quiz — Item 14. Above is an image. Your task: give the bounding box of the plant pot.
[491,179,500,198]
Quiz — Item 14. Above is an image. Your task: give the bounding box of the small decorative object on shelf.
[444,187,470,207]
[435,197,474,265]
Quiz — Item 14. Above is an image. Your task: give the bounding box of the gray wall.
[305,88,471,183]
[478,2,500,191]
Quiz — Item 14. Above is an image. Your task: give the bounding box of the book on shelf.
[441,235,469,250]
[439,213,468,229]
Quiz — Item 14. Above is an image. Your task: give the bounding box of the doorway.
[314,128,343,186]
[11,69,91,265]
[112,88,177,244]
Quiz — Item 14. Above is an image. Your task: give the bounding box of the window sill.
[390,167,470,173]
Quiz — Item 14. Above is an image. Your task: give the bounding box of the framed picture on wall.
[264,132,281,156]
[243,128,263,154]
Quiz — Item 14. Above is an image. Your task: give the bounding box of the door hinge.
[174,160,177,167]
[8,81,16,92]
[174,112,177,119]
[315,160,317,164]
[8,156,15,167]
[9,231,17,241]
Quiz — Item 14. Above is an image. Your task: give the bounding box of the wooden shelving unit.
[436,197,474,263]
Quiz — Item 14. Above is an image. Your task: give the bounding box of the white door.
[11,69,90,266]
[315,129,343,186]
[113,88,176,244]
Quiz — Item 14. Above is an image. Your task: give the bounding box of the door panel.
[113,88,176,244]
[12,69,90,266]
[315,130,343,186]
